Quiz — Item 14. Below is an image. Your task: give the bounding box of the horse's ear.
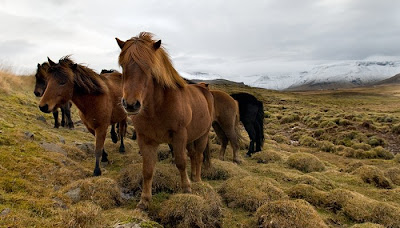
[37,63,40,68]
[72,63,77,69]
[47,57,56,66]
[153,40,161,50]
[115,37,125,49]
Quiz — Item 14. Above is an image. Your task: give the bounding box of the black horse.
[34,62,74,129]
[230,92,264,156]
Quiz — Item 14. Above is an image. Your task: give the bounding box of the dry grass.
[251,150,283,164]
[352,165,393,189]
[201,159,249,180]
[350,223,385,228]
[219,176,287,211]
[62,177,122,209]
[57,201,102,228]
[255,199,328,228]
[326,189,400,227]
[287,184,328,207]
[385,167,400,185]
[287,152,326,173]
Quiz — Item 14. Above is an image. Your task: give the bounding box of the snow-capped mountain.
[180,60,400,91]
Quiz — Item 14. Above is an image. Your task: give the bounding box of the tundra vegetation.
[1,70,400,227]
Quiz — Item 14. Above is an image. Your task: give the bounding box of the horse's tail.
[256,101,265,148]
[234,101,245,147]
[203,139,211,169]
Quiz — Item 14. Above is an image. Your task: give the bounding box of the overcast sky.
[1,0,400,76]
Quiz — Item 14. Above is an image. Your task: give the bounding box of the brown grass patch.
[385,167,400,185]
[251,150,283,164]
[117,163,180,196]
[255,199,328,228]
[159,194,221,228]
[350,223,385,228]
[326,189,400,227]
[219,176,287,211]
[62,177,122,209]
[58,201,101,228]
[201,159,249,180]
[288,184,328,207]
[352,165,393,189]
[287,153,326,173]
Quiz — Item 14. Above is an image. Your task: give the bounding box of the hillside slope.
[1,71,400,227]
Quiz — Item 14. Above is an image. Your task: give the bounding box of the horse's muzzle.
[39,104,51,113]
[34,91,41,97]
[122,98,141,115]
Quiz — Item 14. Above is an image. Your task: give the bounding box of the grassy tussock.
[326,189,400,227]
[352,165,393,189]
[287,184,328,207]
[159,194,220,228]
[255,199,328,228]
[393,153,400,163]
[287,153,326,173]
[58,201,101,228]
[251,150,283,164]
[384,167,400,185]
[219,176,287,211]
[201,159,249,180]
[62,177,122,209]
[117,163,180,195]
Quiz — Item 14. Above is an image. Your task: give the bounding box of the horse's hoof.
[68,124,75,129]
[119,147,125,153]
[93,169,101,176]
[234,159,242,164]
[61,122,65,127]
[136,199,149,210]
[111,135,118,144]
[101,157,109,162]
[245,153,252,158]
[219,156,225,161]
[183,187,192,193]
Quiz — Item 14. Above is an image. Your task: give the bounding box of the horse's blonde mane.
[118,32,186,89]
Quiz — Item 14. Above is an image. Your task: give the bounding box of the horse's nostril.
[134,101,141,110]
[121,98,127,108]
[34,91,41,97]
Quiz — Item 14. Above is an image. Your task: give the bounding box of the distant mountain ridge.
[181,60,400,91]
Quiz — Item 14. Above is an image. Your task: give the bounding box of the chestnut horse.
[34,62,74,129]
[116,32,214,210]
[38,56,127,176]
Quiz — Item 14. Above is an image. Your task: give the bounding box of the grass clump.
[202,159,249,180]
[62,177,122,209]
[287,153,326,173]
[353,165,392,189]
[325,189,400,227]
[251,150,283,164]
[287,184,328,207]
[280,114,300,124]
[58,201,101,228]
[385,167,400,185]
[159,194,220,228]
[367,136,386,147]
[271,134,290,144]
[255,199,328,228]
[299,136,318,147]
[318,140,336,152]
[118,163,180,196]
[219,176,287,211]
[391,124,400,134]
[394,153,400,163]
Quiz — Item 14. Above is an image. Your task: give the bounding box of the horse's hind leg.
[254,121,263,152]
[93,126,107,176]
[118,119,127,153]
[110,124,118,143]
[212,122,228,161]
[137,136,158,210]
[60,106,66,127]
[172,131,191,192]
[53,109,60,128]
[243,121,256,156]
[65,103,74,129]
[189,133,208,182]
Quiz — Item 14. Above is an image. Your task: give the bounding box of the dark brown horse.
[34,62,74,129]
[38,56,127,176]
[116,32,214,210]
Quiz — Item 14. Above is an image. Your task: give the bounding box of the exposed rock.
[75,142,94,154]
[24,131,34,140]
[59,136,65,144]
[0,208,10,216]
[65,187,81,203]
[40,142,66,155]
[36,115,46,122]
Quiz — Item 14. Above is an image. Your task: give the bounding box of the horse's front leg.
[118,119,127,153]
[137,135,158,210]
[53,109,60,128]
[93,126,107,176]
[172,131,191,193]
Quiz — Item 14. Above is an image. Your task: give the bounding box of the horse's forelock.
[118,32,187,89]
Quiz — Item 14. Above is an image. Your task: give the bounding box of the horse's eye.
[59,81,67,86]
